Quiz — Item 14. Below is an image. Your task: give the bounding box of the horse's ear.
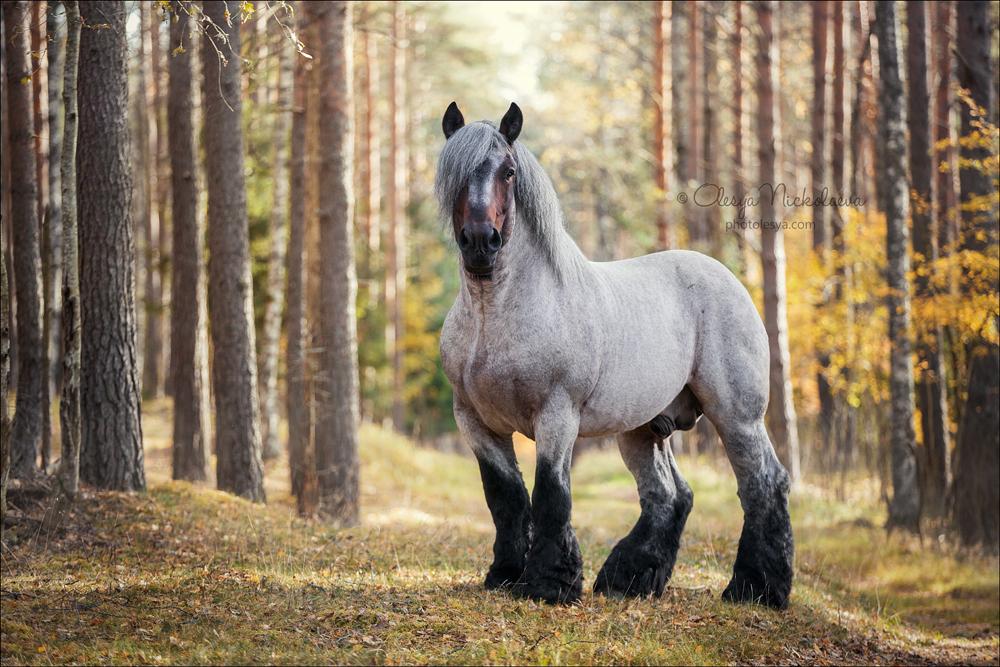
[443,101,465,139]
[499,102,522,145]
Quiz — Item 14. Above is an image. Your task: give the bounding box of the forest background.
[0,1,998,665]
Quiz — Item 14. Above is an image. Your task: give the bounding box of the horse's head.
[438,102,523,279]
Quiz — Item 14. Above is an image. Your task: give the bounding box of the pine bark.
[812,0,834,456]
[701,1,719,258]
[47,2,64,397]
[653,1,672,251]
[831,0,856,472]
[1,9,15,398]
[287,3,315,515]
[388,0,407,433]
[1,204,9,538]
[141,1,163,400]
[756,0,799,484]
[934,2,957,253]
[169,0,211,483]
[831,0,846,255]
[906,0,950,520]
[203,1,266,503]
[952,0,999,553]
[152,7,170,395]
[4,0,43,477]
[672,2,687,189]
[260,13,293,461]
[361,22,381,268]
[32,1,52,472]
[687,1,702,247]
[731,0,747,271]
[874,0,919,532]
[315,0,359,525]
[77,0,145,492]
[47,0,82,528]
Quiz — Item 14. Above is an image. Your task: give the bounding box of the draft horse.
[436,102,794,608]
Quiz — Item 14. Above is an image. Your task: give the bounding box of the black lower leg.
[594,449,693,598]
[478,456,532,590]
[721,468,794,610]
[520,460,582,604]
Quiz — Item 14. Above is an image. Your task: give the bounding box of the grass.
[1,399,997,665]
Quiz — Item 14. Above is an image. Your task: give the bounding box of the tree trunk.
[672,1,687,191]
[831,0,856,475]
[731,0,747,273]
[701,1,719,258]
[4,0,42,478]
[78,0,145,493]
[32,1,52,472]
[315,0,359,525]
[47,1,64,397]
[653,1,672,252]
[812,0,835,458]
[388,0,407,433]
[952,0,999,553]
[934,2,957,253]
[152,4,170,398]
[756,0,799,484]
[46,0,82,529]
[906,0,950,521]
[141,1,163,400]
[1,9,15,399]
[260,11,293,461]
[287,3,315,516]
[811,0,828,255]
[687,0,702,247]
[831,0,846,259]
[875,0,919,532]
[361,22,381,269]
[202,2,266,503]
[1,202,9,539]
[168,0,211,483]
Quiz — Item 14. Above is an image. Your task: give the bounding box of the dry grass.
[1,399,997,665]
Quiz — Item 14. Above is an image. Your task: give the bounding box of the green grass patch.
[2,407,997,665]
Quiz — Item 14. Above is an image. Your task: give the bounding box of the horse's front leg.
[454,397,533,590]
[521,395,583,604]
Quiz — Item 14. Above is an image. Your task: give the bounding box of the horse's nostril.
[458,228,473,251]
[488,228,502,252]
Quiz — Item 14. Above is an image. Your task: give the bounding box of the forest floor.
[1,398,998,666]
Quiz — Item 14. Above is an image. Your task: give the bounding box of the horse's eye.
[506,169,515,180]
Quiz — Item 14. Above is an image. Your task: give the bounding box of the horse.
[435,101,794,608]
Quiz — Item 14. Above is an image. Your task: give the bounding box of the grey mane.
[434,120,586,279]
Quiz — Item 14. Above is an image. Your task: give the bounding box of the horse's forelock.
[434,121,506,223]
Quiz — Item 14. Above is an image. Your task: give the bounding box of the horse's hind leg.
[454,399,533,590]
[594,425,693,598]
[709,414,794,609]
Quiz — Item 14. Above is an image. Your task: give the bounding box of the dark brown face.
[453,149,516,279]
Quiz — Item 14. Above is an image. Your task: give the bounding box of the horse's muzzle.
[459,224,502,278]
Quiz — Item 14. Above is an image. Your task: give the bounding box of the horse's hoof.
[721,569,790,610]
[520,578,582,605]
[484,566,525,591]
[593,556,669,598]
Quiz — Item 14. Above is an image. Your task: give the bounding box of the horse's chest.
[448,333,547,435]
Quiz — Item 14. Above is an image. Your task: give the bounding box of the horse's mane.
[435,120,584,279]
